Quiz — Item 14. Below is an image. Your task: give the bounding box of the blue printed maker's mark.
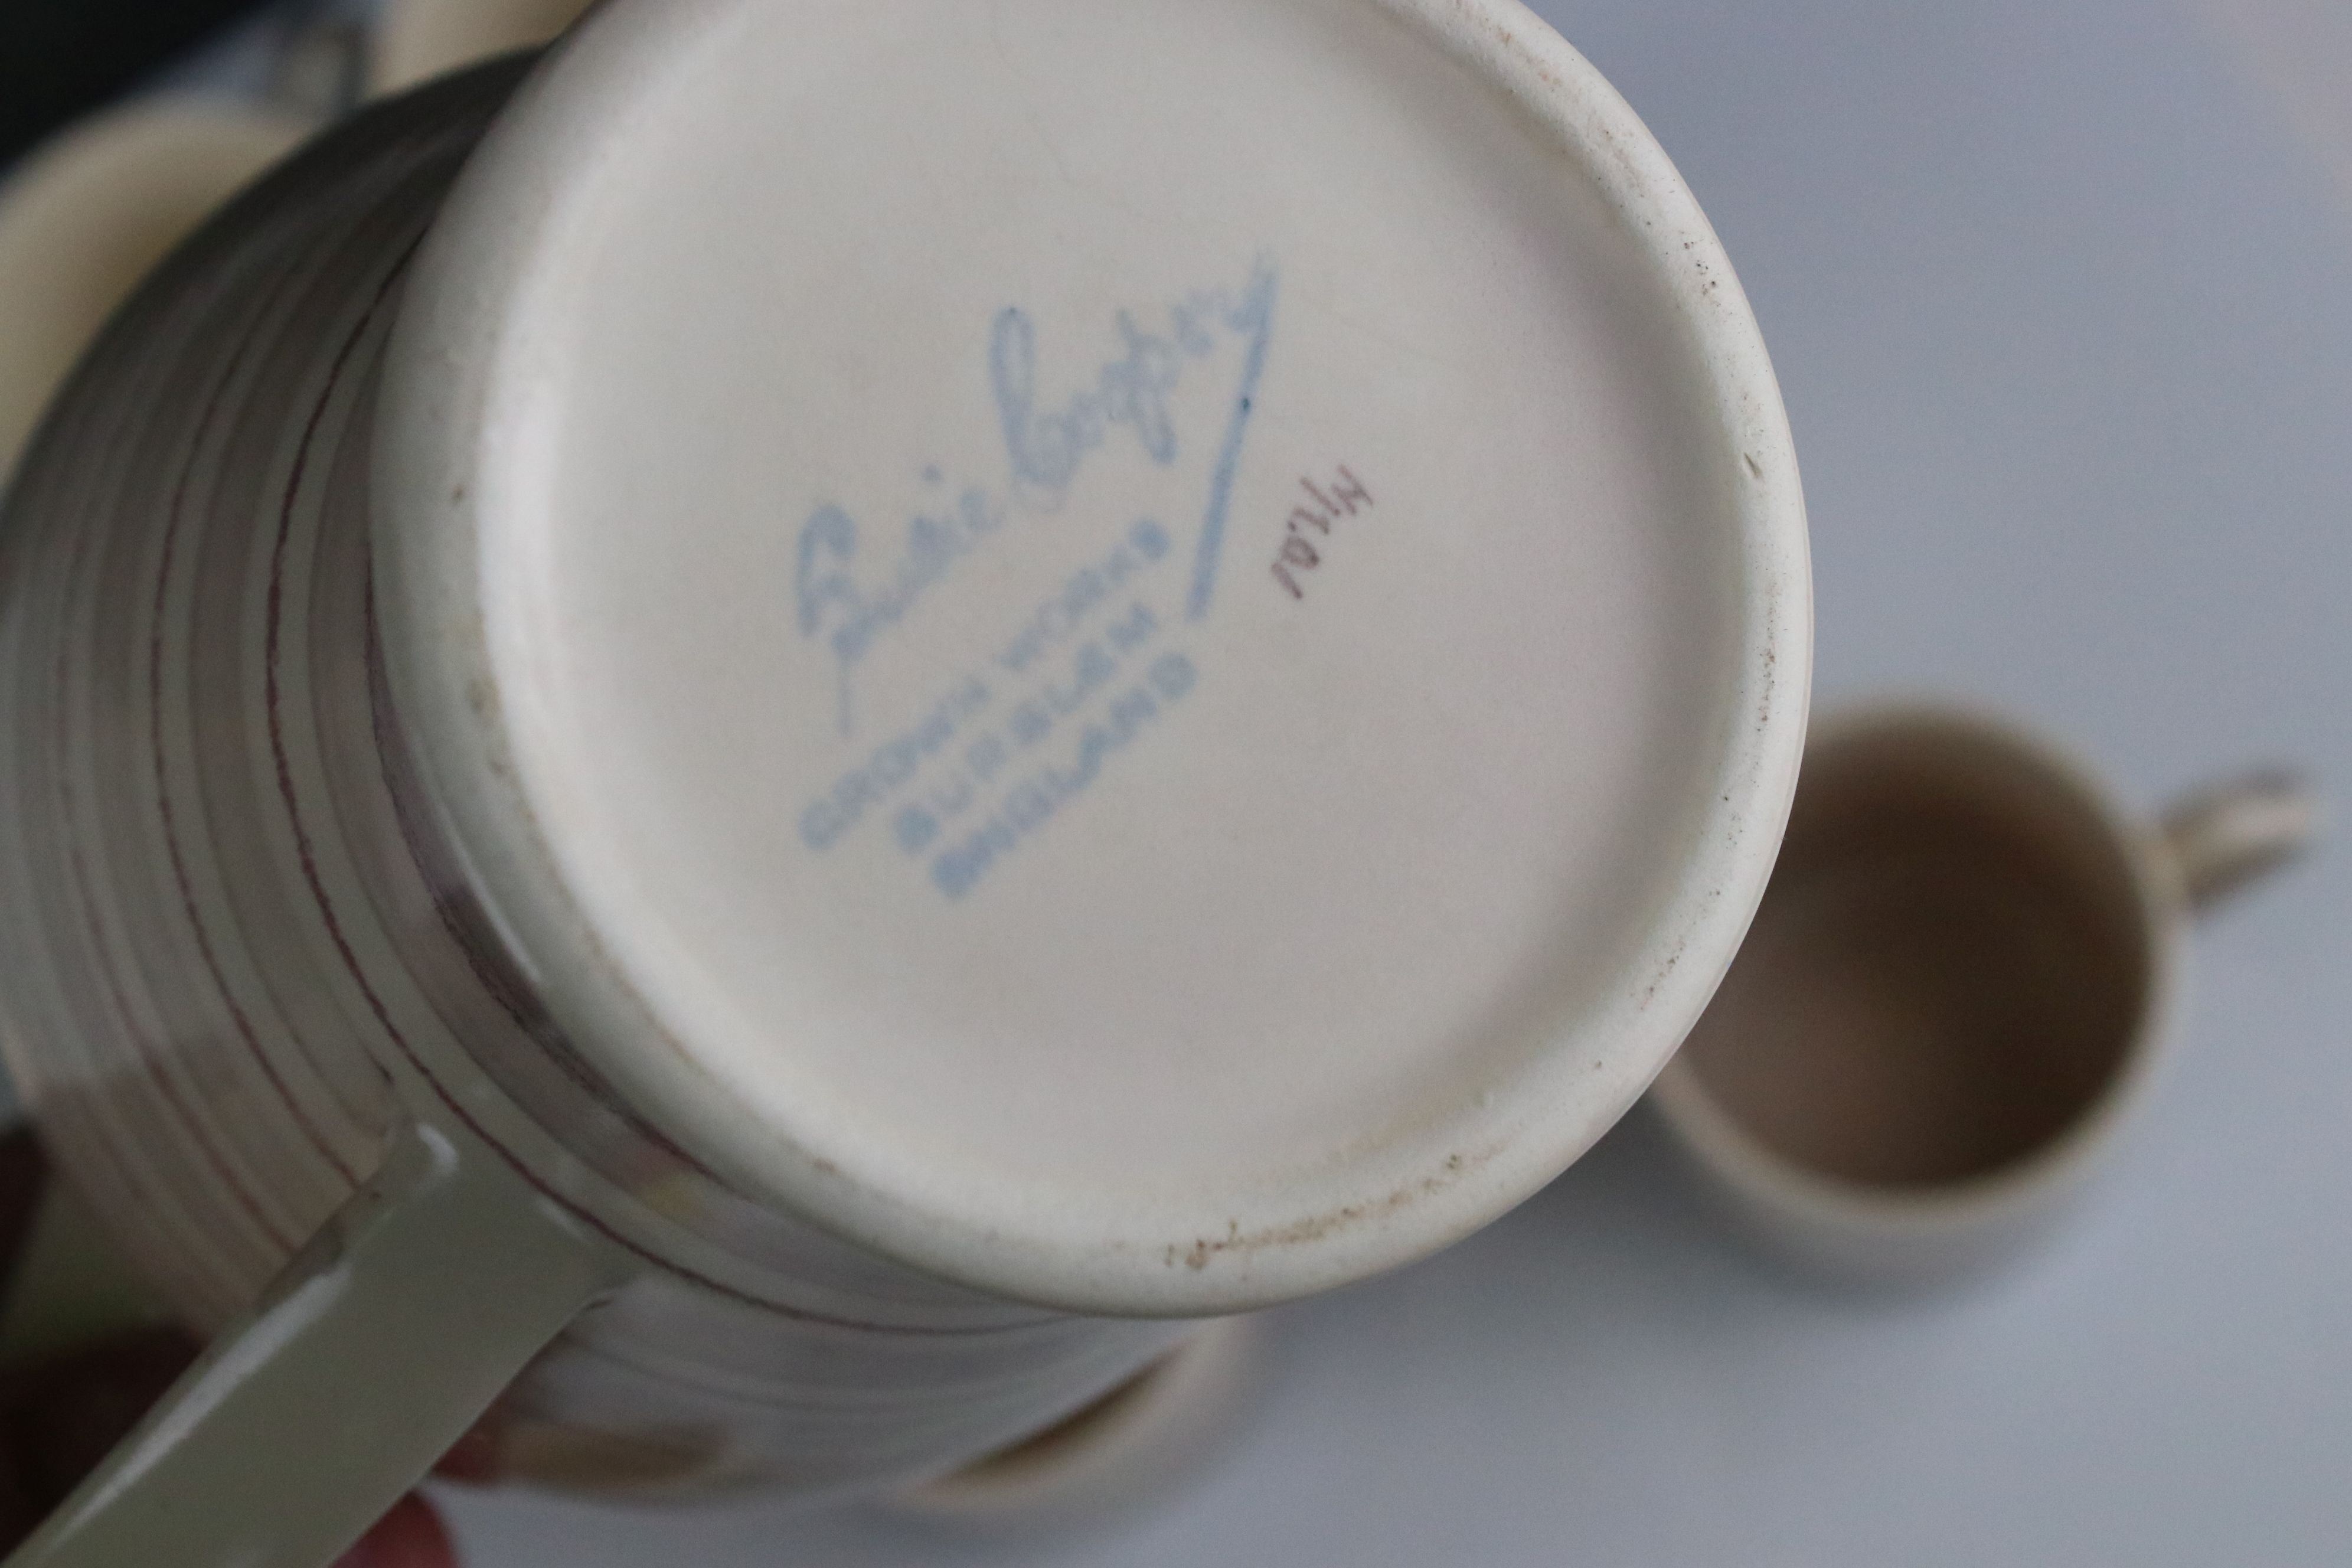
[791,255,1279,901]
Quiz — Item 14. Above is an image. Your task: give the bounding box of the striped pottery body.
[0,63,1178,1502]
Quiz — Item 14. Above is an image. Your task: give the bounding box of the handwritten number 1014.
[1272,465,1373,601]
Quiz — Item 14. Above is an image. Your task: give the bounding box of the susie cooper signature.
[795,256,1279,737]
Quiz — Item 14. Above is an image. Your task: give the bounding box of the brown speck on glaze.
[1165,1144,1501,1268]
[1643,932,1696,1009]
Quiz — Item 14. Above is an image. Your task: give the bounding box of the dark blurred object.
[0,1327,204,1544]
[0,1127,203,1552]
[1,0,274,169]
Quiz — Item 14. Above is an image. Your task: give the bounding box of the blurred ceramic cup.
[891,1315,1265,1533]
[1651,705,2316,1289]
[0,1,1810,1563]
[0,97,305,480]
[369,0,598,95]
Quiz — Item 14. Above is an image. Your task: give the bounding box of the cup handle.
[2156,769,2322,912]
[0,1119,636,1568]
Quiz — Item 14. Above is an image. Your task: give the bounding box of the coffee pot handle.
[0,1120,635,1568]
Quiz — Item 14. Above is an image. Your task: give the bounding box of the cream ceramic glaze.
[370,0,599,94]
[380,0,1809,1317]
[0,1,1805,1563]
[0,100,306,479]
[1650,707,2315,1288]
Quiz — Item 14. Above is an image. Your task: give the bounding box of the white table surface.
[28,1,2352,1563]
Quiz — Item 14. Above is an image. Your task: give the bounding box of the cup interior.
[1678,717,2156,1191]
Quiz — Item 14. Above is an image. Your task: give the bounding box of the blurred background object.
[1655,711,2315,1290]
[0,96,304,475]
[0,0,270,169]
[892,1317,1268,1537]
[2189,0,2352,223]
